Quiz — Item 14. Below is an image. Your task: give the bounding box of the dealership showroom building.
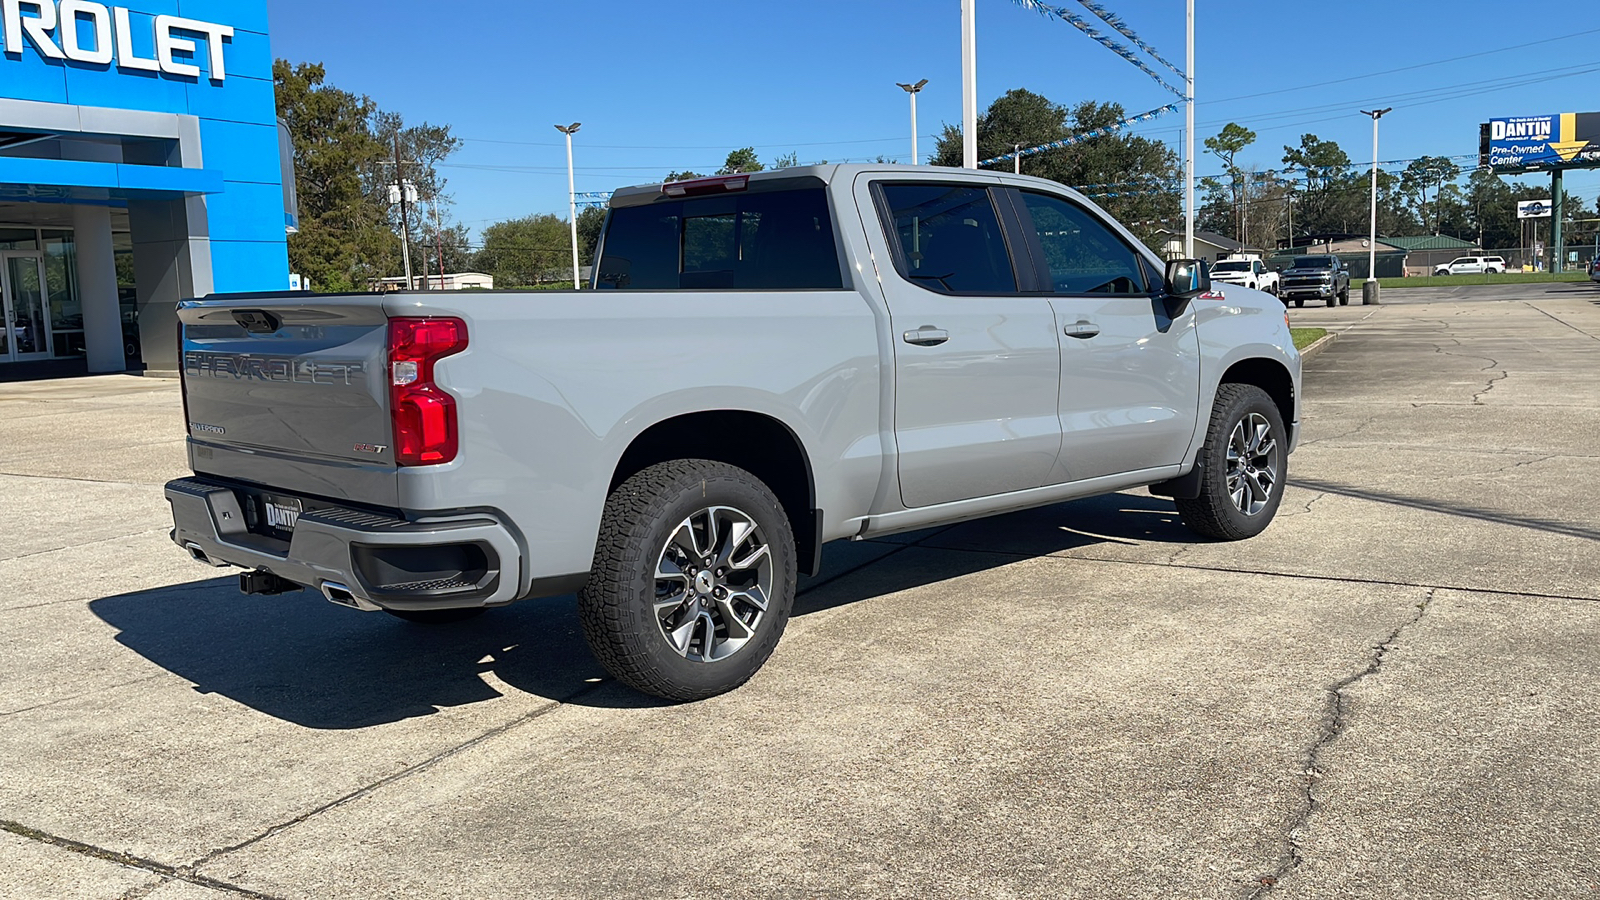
[0,0,289,377]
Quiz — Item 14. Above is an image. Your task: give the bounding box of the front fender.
[1185,286,1303,466]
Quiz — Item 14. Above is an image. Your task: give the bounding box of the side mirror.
[1165,259,1210,300]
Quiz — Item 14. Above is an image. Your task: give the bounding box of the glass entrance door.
[1,252,50,361]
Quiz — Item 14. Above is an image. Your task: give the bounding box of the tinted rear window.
[595,188,842,290]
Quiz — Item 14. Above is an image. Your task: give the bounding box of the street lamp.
[896,79,928,165]
[555,122,582,289]
[1360,107,1392,304]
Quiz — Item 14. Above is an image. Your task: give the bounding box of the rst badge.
[353,443,387,454]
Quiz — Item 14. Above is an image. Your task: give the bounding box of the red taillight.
[388,317,467,466]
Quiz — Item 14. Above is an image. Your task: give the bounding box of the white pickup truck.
[1209,257,1280,297]
[166,165,1301,700]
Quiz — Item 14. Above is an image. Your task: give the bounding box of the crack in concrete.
[183,698,569,874]
[0,820,281,900]
[0,674,168,719]
[1249,588,1437,898]
[1472,370,1509,405]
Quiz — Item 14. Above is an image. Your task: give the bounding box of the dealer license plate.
[262,496,303,532]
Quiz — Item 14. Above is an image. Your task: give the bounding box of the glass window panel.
[596,188,842,290]
[43,229,80,333]
[0,228,37,251]
[1019,192,1147,295]
[879,184,1016,294]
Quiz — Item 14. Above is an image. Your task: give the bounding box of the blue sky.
[266,0,1600,237]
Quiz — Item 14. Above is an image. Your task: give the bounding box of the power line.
[1205,26,1600,106]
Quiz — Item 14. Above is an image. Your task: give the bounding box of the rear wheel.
[1175,384,1287,541]
[579,460,797,701]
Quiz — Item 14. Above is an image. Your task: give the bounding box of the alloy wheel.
[1225,413,1279,517]
[652,506,773,663]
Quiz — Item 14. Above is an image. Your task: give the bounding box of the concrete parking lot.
[3,290,1598,899]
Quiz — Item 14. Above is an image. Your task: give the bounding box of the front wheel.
[1294,297,1305,308]
[1338,286,1350,306]
[579,460,797,701]
[1175,384,1288,541]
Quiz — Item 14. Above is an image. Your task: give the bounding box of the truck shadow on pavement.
[89,492,1194,729]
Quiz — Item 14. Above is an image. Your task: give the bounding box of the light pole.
[961,0,976,169]
[1360,107,1391,304]
[555,122,582,289]
[896,79,928,164]
[1184,0,1195,257]
[1013,143,1021,174]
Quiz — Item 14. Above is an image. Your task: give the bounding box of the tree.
[474,214,573,287]
[717,147,765,175]
[1204,123,1256,244]
[273,60,388,291]
[576,206,606,265]
[1281,135,1363,235]
[275,59,468,289]
[665,170,704,182]
[1400,156,1462,235]
[370,111,463,285]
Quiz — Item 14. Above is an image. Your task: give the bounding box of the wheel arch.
[610,410,822,576]
[1219,357,1296,441]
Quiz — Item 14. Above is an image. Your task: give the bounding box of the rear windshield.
[1212,261,1250,272]
[595,188,843,290]
[1293,256,1335,269]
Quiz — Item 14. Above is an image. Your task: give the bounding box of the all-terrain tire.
[1174,384,1288,541]
[1294,297,1305,308]
[1325,293,1336,307]
[1338,286,1350,305]
[385,607,488,624]
[578,459,797,702]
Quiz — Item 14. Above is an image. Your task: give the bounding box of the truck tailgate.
[178,296,399,506]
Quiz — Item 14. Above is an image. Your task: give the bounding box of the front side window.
[596,187,841,290]
[1018,192,1147,295]
[879,183,1016,294]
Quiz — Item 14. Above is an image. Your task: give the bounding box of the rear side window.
[595,188,842,290]
[1018,192,1147,295]
[878,184,1017,294]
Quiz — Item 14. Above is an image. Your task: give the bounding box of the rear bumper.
[165,477,523,611]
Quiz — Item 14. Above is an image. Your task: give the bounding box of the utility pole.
[961,0,976,169]
[896,79,928,164]
[1361,107,1391,304]
[555,122,582,289]
[432,195,446,288]
[1184,0,1196,257]
[393,132,414,290]
[1552,169,1565,273]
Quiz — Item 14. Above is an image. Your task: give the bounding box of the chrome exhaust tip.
[320,581,381,612]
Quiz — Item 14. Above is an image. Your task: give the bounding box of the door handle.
[902,326,950,347]
[1063,320,1100,339]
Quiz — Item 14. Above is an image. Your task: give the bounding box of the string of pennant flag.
[1008,0,1185,100]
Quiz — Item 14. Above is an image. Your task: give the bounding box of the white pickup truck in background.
[1209,257,1280,297]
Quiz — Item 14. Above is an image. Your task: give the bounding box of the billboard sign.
[1517,199,1553,219]
[1486,113,1600,172]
